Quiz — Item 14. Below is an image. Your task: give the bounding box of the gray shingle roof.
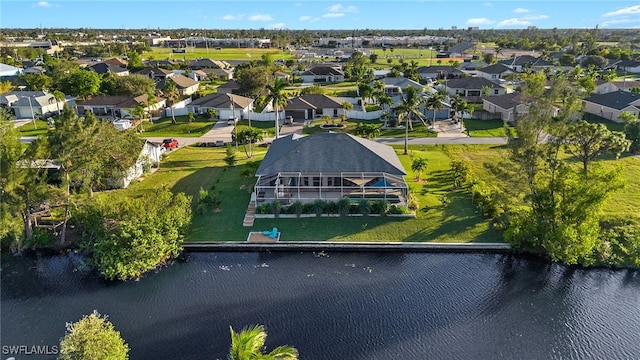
[301,66,344,76]
[256,133,406,176]
[189,93,253,109]
[285,94,343,110]
[445,77,504,89]
[483,92,524,110]
[583,90,640,110]
[478,63,514,74]
[500,55,553,67]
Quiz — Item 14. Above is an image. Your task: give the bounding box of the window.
[313,177,320,186]
[303,177,309,186]
[494,89,499,95]
[327,177,333,186]
[333,109,338,117]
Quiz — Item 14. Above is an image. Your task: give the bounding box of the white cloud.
[513,8,530,14]
[522,14,549,21]
[466,18,493,26]
[294,2,302,6]
[270,23,286,29]
[323,13,345,18]
[299,15,320,23]
[222,14,244,21]
[497,18,531,27]
[603,5,640,17]
[327,4,358,13]
[601,18,640,27]
[483,2,492,7]
[36,1,53,7]
[248,14,273,22]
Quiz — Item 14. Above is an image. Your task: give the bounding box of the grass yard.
[140,115,216,137]
[143,47,292,62]
[463,119,512,137]
[17,120,50,136]
[110,144,497,242]
[584,117,626,132]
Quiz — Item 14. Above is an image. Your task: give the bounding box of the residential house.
[284,94,344,120]
[186,93,254,120]
[594,79,619,94]
[216,79,240,94]
[254,132,408,206]
[447,42,476,58]
[499,55,554,73]
[616,60,640,74]
[88,61,129,77]
[274,71,290,82]
[187,58,231,70]
[300,66,345,83]
[416,66,463,81]
[112,140,163,188]
[22,66,46,75]
[441,77,507,101]
[377,77,424,97]
[482,92,529,122]
[0,63,23,77]
[9,91,69,119]
[77,94,166,119]
[582,90,640,122]
[200,68,233,81]
[135,67,175,81]
[156,74,200,97]
[477,63,515,82]
[144,59,178,69]
[612,79,640,92]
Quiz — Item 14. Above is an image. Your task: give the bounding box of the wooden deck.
[247,232,280,243]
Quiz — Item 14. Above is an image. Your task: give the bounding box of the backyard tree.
[622,112,640,154]
[229,325,298,360]
[223,144,237,167]
[60,69,101,99]
[234,127,263,158]
[187,111,195,134]
[341,101,353,121]
[563,120,630,173]
[411,157,428,182]
[59,311,129,360]
[450,159,469,189]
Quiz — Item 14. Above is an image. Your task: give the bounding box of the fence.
[247,111,286,122]
[163,98,192,117]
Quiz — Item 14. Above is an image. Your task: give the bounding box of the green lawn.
[585,117,626,132]
[17,120,50,137]
[143,47,292,61]
[463,119,512,137]
[107,144,497,242]
[140,115,216,137]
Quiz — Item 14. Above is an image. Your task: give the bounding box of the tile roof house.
[582,90,640,122]
[254,132,408,206]
[300,66,345,83]
[156,74,200,96]
[284,94,344,120]
[441,77,507,100]
[76,94,166,119]
[186,93,254,120]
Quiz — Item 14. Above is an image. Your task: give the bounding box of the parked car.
[162,138,179,150]
[284,116,294,124]
[227,117,238,126]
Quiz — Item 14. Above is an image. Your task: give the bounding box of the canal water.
[2,251,640,360]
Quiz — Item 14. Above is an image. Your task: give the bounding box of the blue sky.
[2,1,640,30]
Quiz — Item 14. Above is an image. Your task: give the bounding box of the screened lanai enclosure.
[253,133,408,206]
[255,171,408,205]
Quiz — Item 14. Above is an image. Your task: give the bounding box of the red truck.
[162,138,179,150]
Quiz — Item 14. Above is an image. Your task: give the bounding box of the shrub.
[255,204,271,214]
[371,200,390,216]
[337,197,351,217]
[358,199,372,216]
[312,199,326,217]
[407,196,419,211]
[270,200,283,218]
[388,204,409,214]
[290,200,304,218]
[324,200,338,215]
[302,203,314,214]
[471,181,500,217]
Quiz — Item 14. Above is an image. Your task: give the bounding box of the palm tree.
[395,86,426,155]
[378,94,393,112]
[146,92,156,124]
[162,80,179,124]
[229,325,298,360]
[52,90,65,116]
[131,103,146,133]
[265,78,289,139]
[411,157,428,182]
[425,91,445,128]
[340,101,353,121]
[450,94,468,124]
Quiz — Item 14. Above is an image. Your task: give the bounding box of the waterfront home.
[254,132,408,206]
